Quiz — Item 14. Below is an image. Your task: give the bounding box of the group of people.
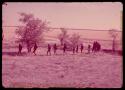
[72,44,84,54]
[47,43,67,55]
[18,41,101,56]
[92,41,101,53]
[18,43,38,55]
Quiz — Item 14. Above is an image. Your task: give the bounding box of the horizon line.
[2,26,122,32]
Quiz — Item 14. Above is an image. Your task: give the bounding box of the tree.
[69,33,81,47]
[109,29,118,52]
[58,28,69,45]
[15,12,49,53]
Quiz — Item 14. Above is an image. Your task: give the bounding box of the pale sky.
[2,2,122,30]
[2,2,122,42]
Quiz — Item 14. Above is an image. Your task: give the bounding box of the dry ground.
[2,47,123,88]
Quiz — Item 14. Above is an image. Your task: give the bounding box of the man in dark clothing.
[98,43,101,51]
[95,41,98,52]
[92,41,96,52]
[33,43,38,55]
[63,43,67,54]
[76,45,79,53]
[88,44,91,54]
[53,43,57,55]
[47,44,51,55]
[18,43,22,55]
[80,44,84,53]
[96,42,101,52]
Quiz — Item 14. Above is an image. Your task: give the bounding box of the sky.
[2,2,122,30]
[2,2,122,41]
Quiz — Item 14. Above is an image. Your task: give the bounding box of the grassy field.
[2,47,123,88]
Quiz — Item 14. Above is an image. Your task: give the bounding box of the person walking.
[63,43,67,54]
[33,43,38,55]
[72,45,75,54]
[92,41,96,53]
[53,43,57,55]
[80,44,84,53]
[96,41,101,52]
[88,44,91,54]
[18,43,22,55]
[47,44,51,55]
[76,45,79,53]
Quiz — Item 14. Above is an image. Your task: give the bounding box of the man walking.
[63,43,67,54]
[80,44,84,53]
[47,44,51,55]
[33,43,38,55]
[18,43,22,55]
[92,41,96,53]
[76,45,79,53]
[53,43,57,55]
[72,45,75,54]
[88,44,91,54]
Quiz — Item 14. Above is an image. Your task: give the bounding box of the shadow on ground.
[2,52,27,56]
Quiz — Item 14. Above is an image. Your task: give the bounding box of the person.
[92,41,96,53]
[96,41,101,52]
[18,43,22,55]
[47,44,51,55]
[33,43,38,55]
[72,45,75,54]
[27,41,32,53]
[76,45,79,53]
[98,42,101,51]
[80,44,84,53]
[63,43,67,54]
[95,41,98,52]
[53,43,57,55]
[88,44,91,54]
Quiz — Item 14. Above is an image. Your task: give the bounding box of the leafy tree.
[69,33,81,47]
[15,13,49,52]
[58,28,69,45]
[109,29,118,52]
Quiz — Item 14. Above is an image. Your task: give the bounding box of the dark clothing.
[53,44,57,54]
[88,45,91,54]
[33,43,38,55]
[92,42,96,52]
[92,41,101,52]
[73,46,75,54]
[96,42,101,52]
[76,45,79,53]
[18,44,22,54]
[95,42,98,52]
[47,44,51,55]
[63,44,67,53]
[80,44,84,53]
